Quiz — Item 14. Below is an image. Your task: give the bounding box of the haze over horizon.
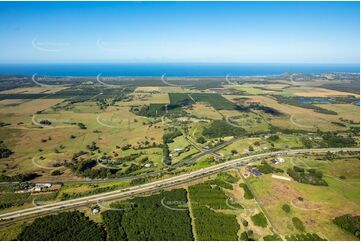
[0,1,359,64]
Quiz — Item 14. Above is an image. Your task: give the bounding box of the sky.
[0,1,359,64]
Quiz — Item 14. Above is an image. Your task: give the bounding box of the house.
[144,163,151,168]
[272,157,285,165]
[32,183,61,194]
[92,208,100,215]
[174,148,183,152]
[250,167,262,177]
[34,183,52,192]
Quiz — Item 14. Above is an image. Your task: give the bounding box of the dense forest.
[188,181,239,240]
[102,189,193,241]
[17,211,106,241]
[333,214,360,239]
[203,120,245,138]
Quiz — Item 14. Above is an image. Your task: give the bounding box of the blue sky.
[0,1,359,64]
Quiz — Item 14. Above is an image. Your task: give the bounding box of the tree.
[292,217,305,232]
[196,136,206,144]
[282,204,291,213]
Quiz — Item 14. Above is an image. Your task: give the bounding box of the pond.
[296,97,332,104]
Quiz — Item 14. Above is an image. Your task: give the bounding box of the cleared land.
[247,155,360,241]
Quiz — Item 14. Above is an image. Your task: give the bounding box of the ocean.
[0,63,359,77]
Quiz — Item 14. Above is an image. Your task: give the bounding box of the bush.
[267,135,280,141]
[263,234,282,241]
[51,170,63,176]
[121,144,132,151]
[39,120,51,125]
[196,136,206,144]
[0,145,13,158]
[240,231,249,241]
[292,217,305,232]
[282,204,291,213]
[77,122,87,129]
[242,219,249,227]
[251,212,268,228]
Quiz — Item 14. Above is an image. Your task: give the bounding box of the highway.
[0,147,358,226]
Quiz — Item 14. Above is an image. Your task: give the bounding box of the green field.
[247,155,360,241]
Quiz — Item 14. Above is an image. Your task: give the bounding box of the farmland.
[0,72,359,240]
[0,73,359,183]
[245,154,360,241]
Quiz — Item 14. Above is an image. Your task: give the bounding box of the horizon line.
[0,62,359,65]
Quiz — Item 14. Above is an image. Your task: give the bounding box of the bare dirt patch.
[291,198,323,211]
[286,87,359,98]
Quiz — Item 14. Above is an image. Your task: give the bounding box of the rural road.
[0,147,358,224]
[0,137,241,185]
